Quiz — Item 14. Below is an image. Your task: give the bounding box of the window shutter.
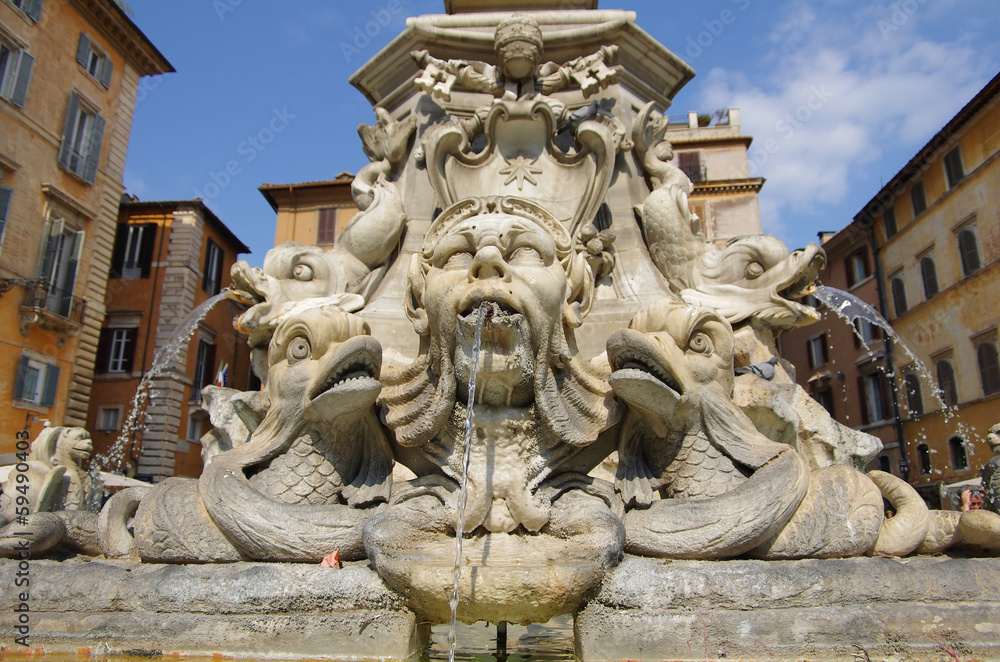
[82,113,105,184]
[857,376,870,425]
[76,34,91,68]
[40,218,64,286]
[99,56,113,88]
[13,355,30,401]
[59,93,80,168]
[110,223,129,277]
[959,230,981,275]
[138,223,157,277]
[0,187,10,246]
[40,364,59,407]
[122,328,138,373]
[202,243,211,291]
[11,52,34,108]
[56,230,84,315]
[96,328,113,373]
[24,0,42,21]
[878,374,892,420]
[203,343,217,387]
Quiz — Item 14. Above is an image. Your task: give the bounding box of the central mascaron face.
[423,213,569,407]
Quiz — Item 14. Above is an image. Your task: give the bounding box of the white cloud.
[695,0,997,243]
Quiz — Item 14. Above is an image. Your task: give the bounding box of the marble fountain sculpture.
[3,6,1000,661]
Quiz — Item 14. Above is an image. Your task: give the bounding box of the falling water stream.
[91,292,231,481]
[812,286,978,457]
[448,304,488,662]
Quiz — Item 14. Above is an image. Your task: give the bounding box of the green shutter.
[40,364,59,407]
[76,34,90,68]
[11,52,34,108]
[24,0,42,21]
[58,92,80,168]
[99,56,113,88]
[0,187,10,247]
[13,355,30,401]
[82,113,104,184]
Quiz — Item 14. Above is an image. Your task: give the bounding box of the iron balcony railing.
[680,162,708,183]
[21,279,88,325]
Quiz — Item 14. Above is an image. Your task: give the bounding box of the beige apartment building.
[0,0,171,462]
[782,71,1000,507]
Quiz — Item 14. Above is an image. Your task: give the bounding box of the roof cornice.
[70,0,174,76]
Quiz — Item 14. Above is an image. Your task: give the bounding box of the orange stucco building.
[0,0,171,463]
[86,198,251,480]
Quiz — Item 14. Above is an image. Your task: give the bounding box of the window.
[813,387,834,417]
[8,0,42,21]
[904,373,923,417]
[845,250,869,287]
[957,227,981,277]
[917,443,932,475]
[890,276,907,317]
[0,38,34,107]
[96,327,137,374]
[919,256,938,299]
[186,415,204,442]
[75,34,113,88]
[853,318,880,348]
[192,339,216,402]
[978,341,1000,396]
[0,185,10,249]
[39,218,84,318]
[936,359,958,407]
[943,147,964,189]
[13,354,59,407]
[859,372,891,424]
[910,182,927,217]
[883,207,897,239]
[878,455,891,473]
[202,239,223,295]
[949,437,969,470]
[96,406,121,431]
[677,152,705,182]
[111,223,156,278]
[317,207,337,245]
[58,92,105,184]
[807,334,828,369]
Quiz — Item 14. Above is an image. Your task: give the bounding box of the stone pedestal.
[576,555,1000,662]
[0,559,428,659]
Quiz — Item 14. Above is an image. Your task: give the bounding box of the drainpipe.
[868,221,909,482]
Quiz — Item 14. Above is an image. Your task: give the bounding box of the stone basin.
[366,530,620,626]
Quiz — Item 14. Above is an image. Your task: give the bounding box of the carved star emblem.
[499,155,543,190]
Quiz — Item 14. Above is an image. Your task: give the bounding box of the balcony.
[18,279,87,338]
[680,162,708,183]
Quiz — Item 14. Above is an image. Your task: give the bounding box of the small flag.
[215,363,229,387]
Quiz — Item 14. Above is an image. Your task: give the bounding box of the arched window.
[958,228,981,276]
[949,437,969,470]
[918,443,932,475]
[920,256,939,299]
[878,455,891,473]
[904,373,923,417]
[978,342,1000,396]
[890,276,908,316]
[936,360,958,407]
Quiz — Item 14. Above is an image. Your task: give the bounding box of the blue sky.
[121,0,1000,267]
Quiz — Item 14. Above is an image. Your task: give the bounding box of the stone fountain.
[2,4,1000,661]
